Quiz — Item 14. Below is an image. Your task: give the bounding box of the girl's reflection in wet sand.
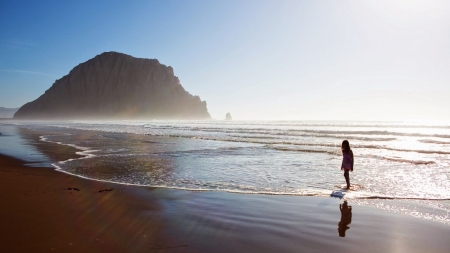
[338,201,352,237]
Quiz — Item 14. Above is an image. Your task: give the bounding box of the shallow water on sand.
[1,120,450,224]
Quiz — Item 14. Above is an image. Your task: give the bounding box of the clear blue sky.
[1,0,449,121]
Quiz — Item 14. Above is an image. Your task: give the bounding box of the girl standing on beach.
[341,140,353,189]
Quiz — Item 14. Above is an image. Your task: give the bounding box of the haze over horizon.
[1,0,449,122]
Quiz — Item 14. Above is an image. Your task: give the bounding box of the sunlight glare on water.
[8,120,448,197]
[5,120,450,223]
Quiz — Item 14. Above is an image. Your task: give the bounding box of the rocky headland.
[14,52,211,120]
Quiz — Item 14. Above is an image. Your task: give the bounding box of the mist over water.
[4,120,450,223]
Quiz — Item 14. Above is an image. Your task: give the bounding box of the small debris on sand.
[99,189,113,193]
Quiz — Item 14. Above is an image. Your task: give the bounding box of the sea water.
[2,120,450,223]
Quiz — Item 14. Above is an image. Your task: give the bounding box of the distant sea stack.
[14,52,211,120]
[225,112,232,120]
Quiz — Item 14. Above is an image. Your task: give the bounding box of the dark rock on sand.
[99,189,113,193]
[14,52,211,120]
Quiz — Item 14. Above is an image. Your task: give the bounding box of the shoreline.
[1,124,450,252]
[0,153,171,252]
[2,153,450,252]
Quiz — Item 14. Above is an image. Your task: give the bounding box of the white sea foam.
[5,120,448,224]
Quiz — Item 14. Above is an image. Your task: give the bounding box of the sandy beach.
[0,154,173,252]
[1,126,450,252]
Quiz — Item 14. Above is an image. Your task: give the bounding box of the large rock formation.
[14,52,211,120]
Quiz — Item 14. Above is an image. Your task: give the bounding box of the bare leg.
[344,170,350,189]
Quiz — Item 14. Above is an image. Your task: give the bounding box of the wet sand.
[1,125,450,252]
[0,154,172,252]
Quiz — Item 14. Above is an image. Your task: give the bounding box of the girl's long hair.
[341,140,351,154]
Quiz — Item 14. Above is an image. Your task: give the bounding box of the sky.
[1,0,449,121]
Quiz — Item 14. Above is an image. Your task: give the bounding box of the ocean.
[1,120,449,223]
